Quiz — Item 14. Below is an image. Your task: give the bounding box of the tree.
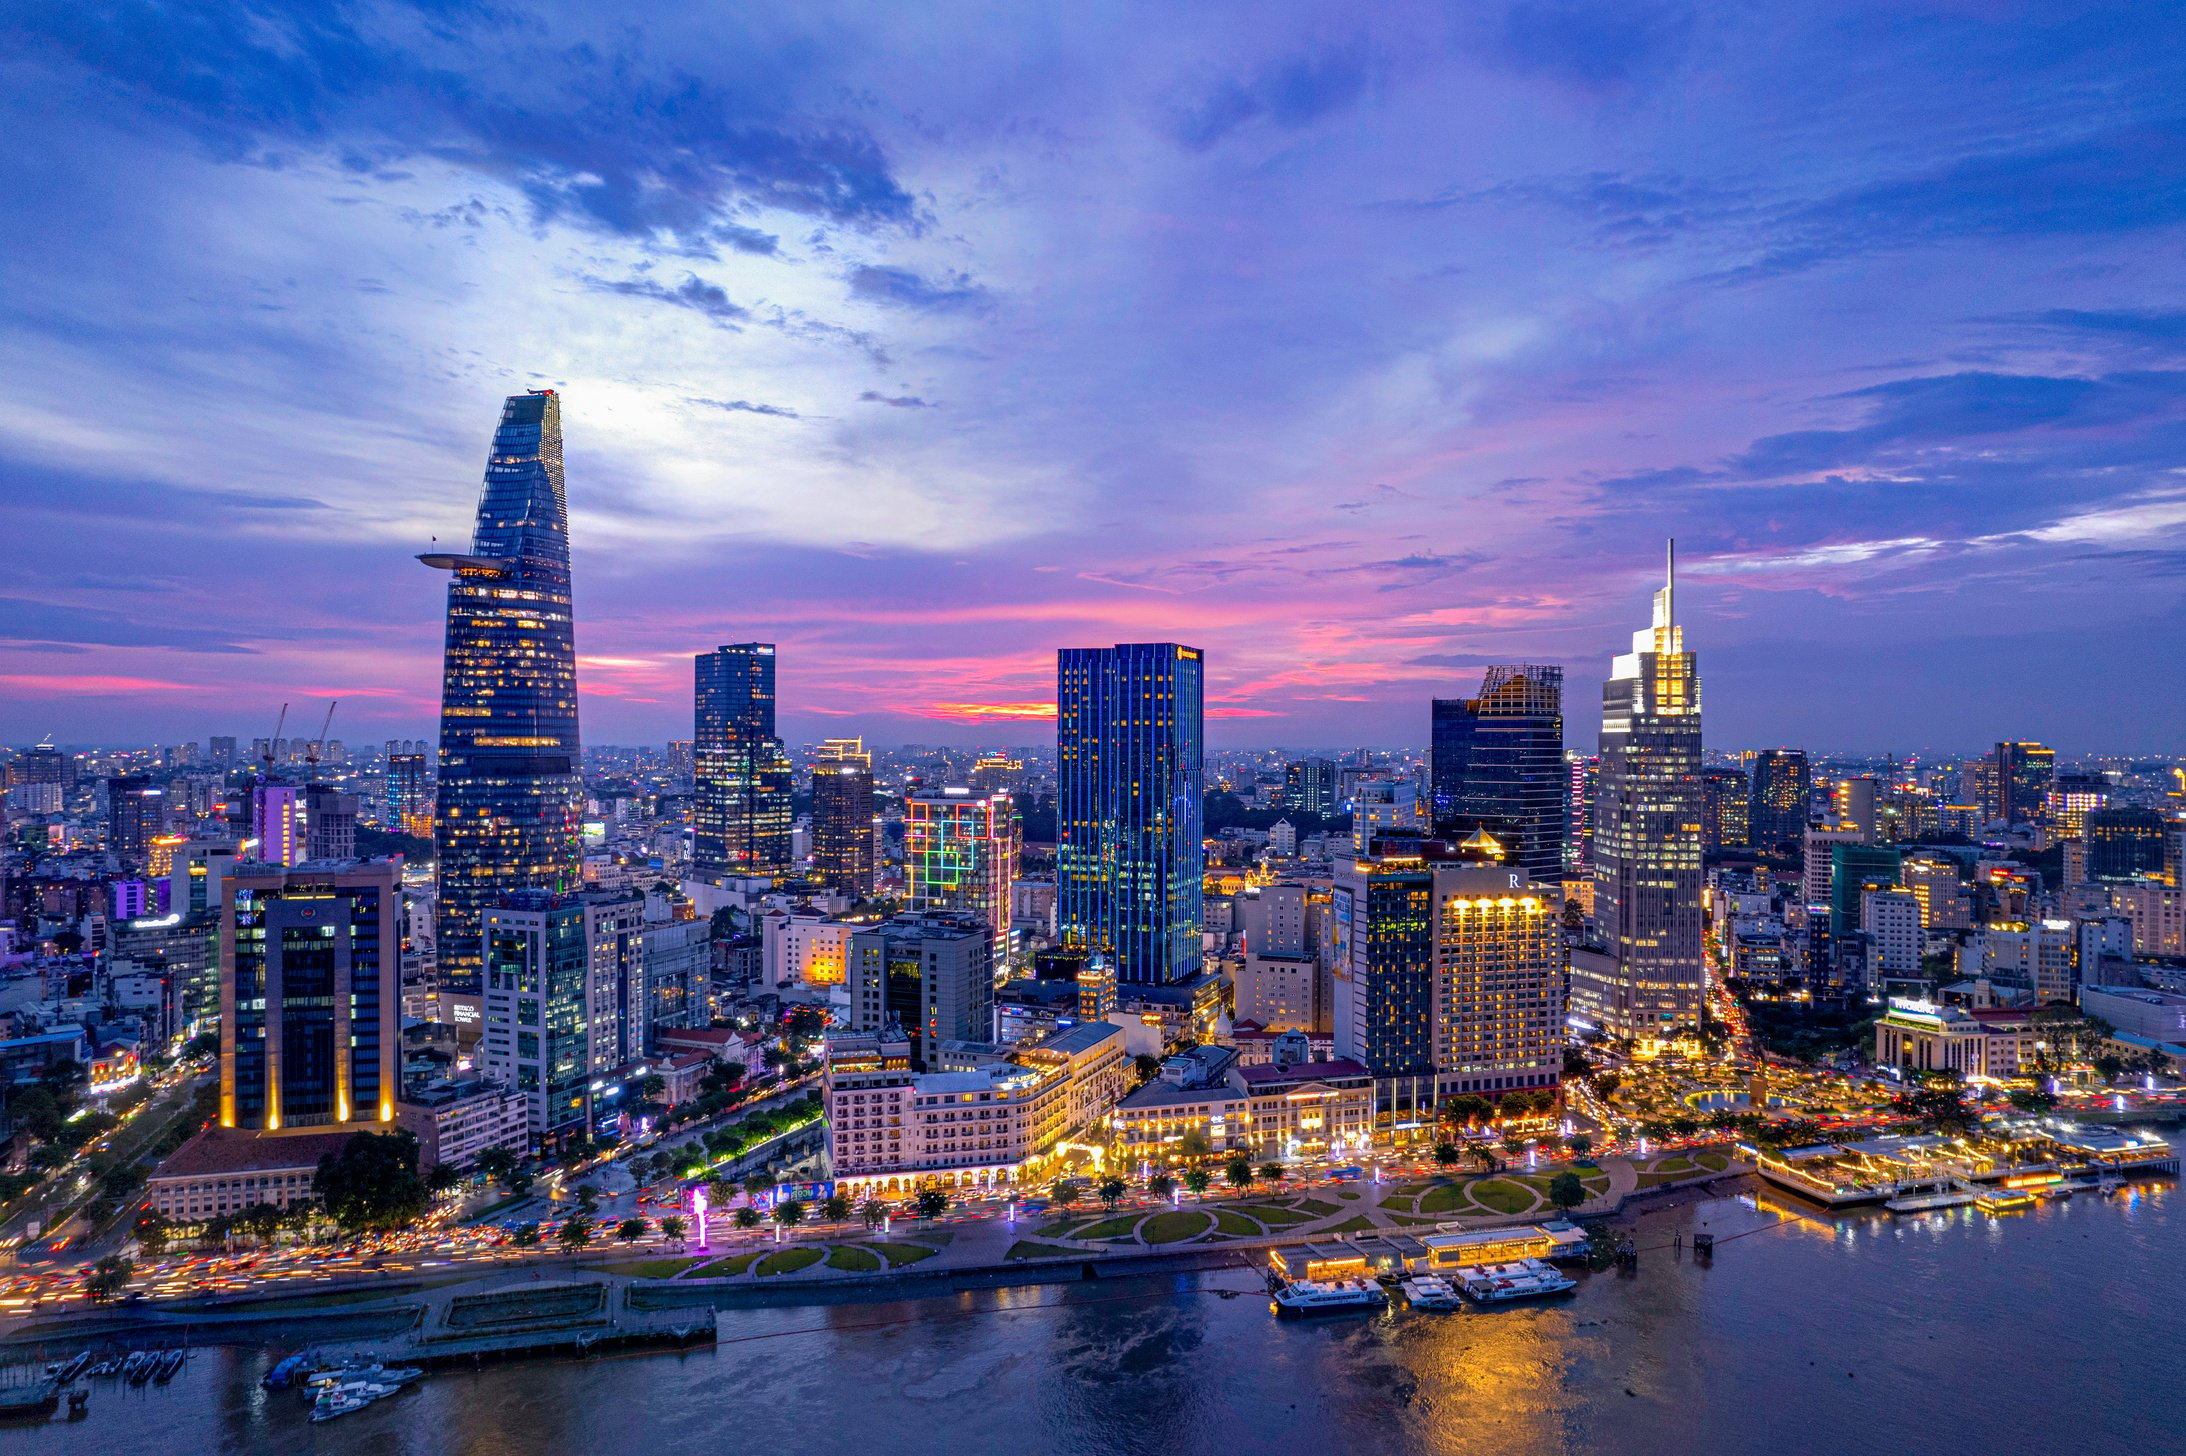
[558,1216,593,1248]
[858,1199,888,1230]
[915,1187,949,1221]
[1182,1167,1211,1197]
[1562,1045,1593,1079]
[8,1085,64,1143]
[1098,1177,1126,1209]
[1132,1054,1162,1087]
[85,1255,134,1303]
[734,1206,762,1230]
[2007,1086,2058,1115]
[616,1217,647,1242]
[183,1031,220,1061]
[1548,1171,1586,1212]
[475,1146,519,1186]
[314,1129,428,1233]
[1049,1176,1081,1208]
[1432,1142,1461,1169]
[774,1199,806,1228]
[1567,1134,1594,1161]
[659,1215,687,1243]
[573,1182,601,1214]
[511,1222,541,1246]
[427,1162,464,1196]
[1224,1154,1254,1190]
[1258,1162,1285,1185]
[743,1171,777,1200]
[133,1212,173,1257]
[639,1074,668,1101]
[1148,1173,1177,1201]
[1465,1144,1501,1175]
[1176,1129,1213,1160]
[822,1193,853,1222]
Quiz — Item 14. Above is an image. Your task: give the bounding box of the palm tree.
[1098,1176,1127,1209]
[658,1215,687,1244]
[1432,1142,1460,1169]
[1148,1173,1177,1201]
[858,1199,888,1230]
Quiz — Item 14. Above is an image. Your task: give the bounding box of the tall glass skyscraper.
[1428,665,1565,879]
[1747,749,1812,856]
[1570,545,1704,1043]
[693,643,794,877]
[1057,642,1205,985]
[811,737,876,894]
[421,390,583,993]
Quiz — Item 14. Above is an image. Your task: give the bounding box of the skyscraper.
[811,737,876,894]
[1993,740,2056,826]
[1057,643,1205,985]
[386,751,432,837]
[1565,751,1597,872]
[219,857,401,1132]
[1283,758,1339,816]
[692,643,793,878]
[1701,767,1750,852]
[1570,545,1704,1043]
[906,787,1021,943]
[1429,665,1565,880]
[422,390,584,993]
[1747,749,1811,855]
[107,774,161,865]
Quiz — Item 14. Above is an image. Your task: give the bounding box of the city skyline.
[7,6,2186,751]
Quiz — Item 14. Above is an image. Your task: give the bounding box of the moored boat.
[1272,1278,1387,1314]
[1452,1259,1577,1304]
[1399,1275,1464,1311]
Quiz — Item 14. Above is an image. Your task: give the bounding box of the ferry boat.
[1973,1188,2037,1214]
[1398,1275,1465,1312]
[1452,1259,1578,1304]
[1272,1278,1387,1315]
[311,1379,408,1423]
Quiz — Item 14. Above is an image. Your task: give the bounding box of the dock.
[340,1275,716,1370]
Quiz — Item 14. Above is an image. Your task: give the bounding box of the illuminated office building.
[1284,758,1339,816]
[906,787,1020,942]
[422,390,584,993]
[2087,807,2171,881]
[386,751,433,837]
[1992,740,2055,826]
[1057,643,1205,985]
[219,858,401,1133]
[1571,545,1704,1042]
[2046,773,2108,839]
[1702,767,1750,852]
[1428,665,1565,880]
[692,643,793,878]
[1432,859,1566,1099]
[107,775,162,865]
[1565,752,1597,872]
[1747,749,1810,855]
[811,737,876,894]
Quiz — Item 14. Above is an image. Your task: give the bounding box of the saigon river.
[18,1169,2180,1456]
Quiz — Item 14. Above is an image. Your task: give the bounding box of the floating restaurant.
[1756,1123,2176,1208]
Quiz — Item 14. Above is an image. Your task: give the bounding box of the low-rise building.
[395,1080,530,1171]
[1872,999,2040,1080]
[146,1127,353,1221]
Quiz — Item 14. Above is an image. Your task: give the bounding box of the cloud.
[15,1,919,242]
[716,223,780,256]
[847,265,991,313]
[583,272,749,323]
[0,597,264,654]
[2020,308,2186,343]
[1170,39,1374,149]
[1490,1,1695,90]
[859,390,934,408]
[687,396,800,418]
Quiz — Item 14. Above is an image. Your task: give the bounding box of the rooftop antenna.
[261,702,289,784]
[305,699,340,781]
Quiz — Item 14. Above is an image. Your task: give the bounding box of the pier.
[340,1275,716,1370]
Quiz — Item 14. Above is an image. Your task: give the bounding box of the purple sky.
[5,3,2186,754]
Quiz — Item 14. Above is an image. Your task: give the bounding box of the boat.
[0,1378,60,1422]
[1272,1278,1387,1314]
[1399,1275,1465,1311]
[45,1353,91,1384]
[123,1352,156,1386]
[310,1379,409,1423]
[306,1362,421,1391]
[1884,1189,1980,1214]
[1452,1259,1578,1304]
[262,1353,312,1390]
[153,1351,186,1384]
[1974,1189,2037,1214]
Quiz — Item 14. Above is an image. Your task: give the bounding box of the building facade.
[219,858,402,1133]
[1576,546,1705,1043]
[692,643,794,878]
[810,738,876,894]
[1428,664,1566,880]
[1056,642,1205,985]
[423,390,584,993]
[905,786,1020,946]
[480,890,594,1145]
[843,911,995,1070]
[1747,749,1811,856]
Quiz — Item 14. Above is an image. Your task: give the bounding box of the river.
[16,1172,2180,1456]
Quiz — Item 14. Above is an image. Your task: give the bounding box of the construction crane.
[260,702,289,783]
[304,699,340,779]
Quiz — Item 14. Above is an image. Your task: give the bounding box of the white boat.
[1399,1275,1464,1311]
[1452,1259,1577,1304]
[310,1379,407,1422]
[1272,1278,1387,1314]
[1885,1189,1981,1213]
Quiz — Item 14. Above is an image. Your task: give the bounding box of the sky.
[5,2,2186,756]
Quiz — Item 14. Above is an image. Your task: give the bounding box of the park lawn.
[1389,1183,1437,1200]
[580,1257,700,1279]
[826,1245,883,1272]
[756,1247,824,1277]
[1214,1210,1264,1237]
[1470,1179,1541,1215]
[1005,1241,1082,1261]
[1243,1206,1314,1227]
[1291,1198,1342,1217]
[1320,1214,1380,1235]
[866,1242,939,1268]
[687,1251,760,1278]
[1072,1215,1143,1241]
[1417,1183,1475,1215]
[1695,1150,1733,1172]
[1141,1211,1213,1244]
[1038,1216,1093,1237]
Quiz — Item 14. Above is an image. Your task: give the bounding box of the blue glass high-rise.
[1057,642,1204,985]
[422,390,583,992]
[1428,664,1565,879]
[692,643,793,877]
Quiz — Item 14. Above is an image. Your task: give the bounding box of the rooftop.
[1232,1058,1370,1087]
[150,1127,359,1181]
